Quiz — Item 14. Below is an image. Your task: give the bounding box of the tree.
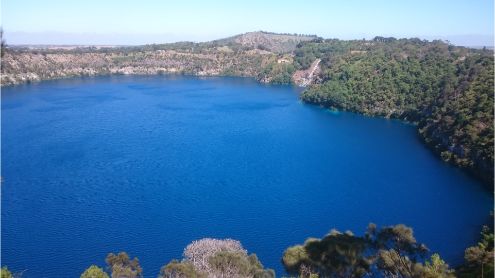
[159,260,204,278]
[207,251,274,278]
[368,224,428,277]
[282,244,312,274]
[105,252,142,278]
[1,267,13,278]
[457,225,494,278]
[296,38,494,185]
[161,238,274,278]
[283,229,371,278]
[282,223,453,278]
[81,265,110,278]
[422,254,455,278]
[306,230,371,277]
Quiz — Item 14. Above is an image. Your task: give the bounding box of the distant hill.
[213,31,318,53]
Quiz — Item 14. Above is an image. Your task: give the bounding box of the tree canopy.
[161,238,275,278]
[105,252,142,278]
[54,223,492,278]
[80,265,110,278]
[282,223,455,278]
[297,38,493,184]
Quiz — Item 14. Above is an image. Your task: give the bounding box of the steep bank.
[298,38,494,185]
[1,47,271,85]
[1,31,315,86]
[1,33,493,184]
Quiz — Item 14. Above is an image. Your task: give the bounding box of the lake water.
[2,76,492,277]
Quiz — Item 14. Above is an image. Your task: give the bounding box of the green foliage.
[105,252,142,278]
[160,238,274,278]
[257,60,296,84]
[208,251,275,278]
[367,224,428,277]
[420,54,494,183]
[1,267,13,278]
[422,254,456,278]
[294,39,351,69]
[159,260,204,278]
[369,224,427,255]
[457,225,494,278]
[1,28,5,58]
[282,226,373,277]
[282,223,458,278]
[80,265,110,278]
[302,81,349,109]
[298,38,494,184]
[282,245,312,273]
[301,39,457,118]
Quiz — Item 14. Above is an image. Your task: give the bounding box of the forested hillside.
[0,31,311,86]
[2,34,493,183]
[298,38,494,184]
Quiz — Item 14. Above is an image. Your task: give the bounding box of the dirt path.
[292,59,321,87]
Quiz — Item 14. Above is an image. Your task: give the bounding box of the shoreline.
[2,73,492,187]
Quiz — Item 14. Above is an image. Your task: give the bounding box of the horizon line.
[3,30,494,48]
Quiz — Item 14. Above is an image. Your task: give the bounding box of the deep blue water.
[1,75,492,277]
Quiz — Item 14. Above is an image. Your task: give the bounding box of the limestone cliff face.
[1,32,321,86]
[1,49,274,86]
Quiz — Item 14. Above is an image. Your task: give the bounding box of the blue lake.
[1,76,492,277]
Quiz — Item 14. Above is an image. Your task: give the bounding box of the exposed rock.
[293,59,321,87]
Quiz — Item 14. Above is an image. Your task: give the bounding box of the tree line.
[2,223,492,278]
[295,38,493,185]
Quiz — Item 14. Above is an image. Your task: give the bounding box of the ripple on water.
[1,76,492,278]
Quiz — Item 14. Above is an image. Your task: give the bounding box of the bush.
[80,265,109,278]
[161,238,274,278]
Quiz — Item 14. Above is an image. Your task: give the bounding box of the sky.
[1,0,494,46]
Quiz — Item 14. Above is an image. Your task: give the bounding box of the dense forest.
[2,223,491,278]
[296,38,494,185]
[2,34,492,184]
[1,32,493,277]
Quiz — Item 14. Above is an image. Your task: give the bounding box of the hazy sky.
[2,0,494,46]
